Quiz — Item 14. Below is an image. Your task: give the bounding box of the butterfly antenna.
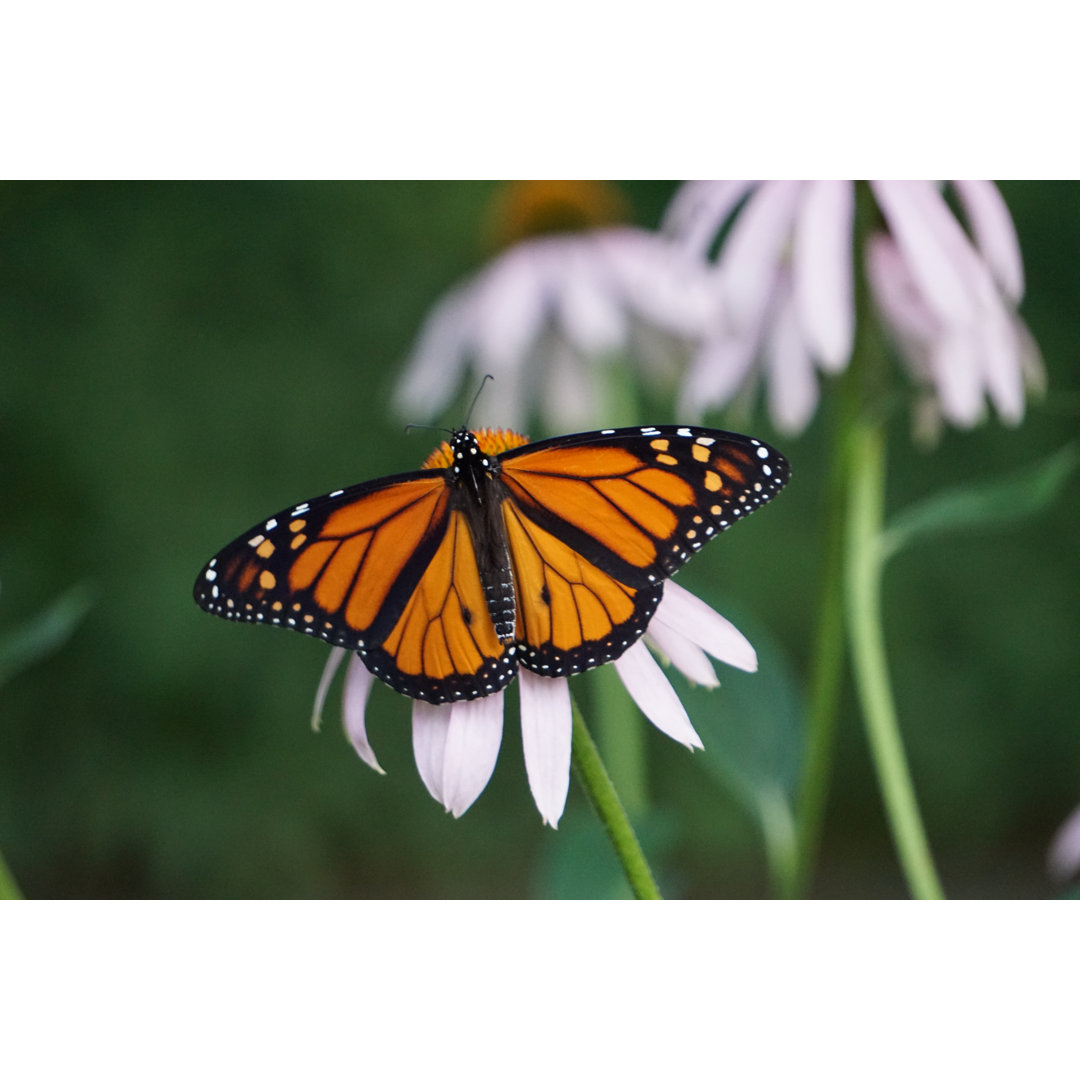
[464,374,494,429]
[403,422,453,438]
[403,375,493,439]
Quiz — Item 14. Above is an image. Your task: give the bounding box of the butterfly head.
[421,427,531,472]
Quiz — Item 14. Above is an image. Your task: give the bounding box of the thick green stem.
[571,701,662,900]
[589,380,650,819]
[793,183,877,897]
[592,663,648,815]
[844,420,945,900]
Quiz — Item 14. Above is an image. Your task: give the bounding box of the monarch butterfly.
[193,424,789,703]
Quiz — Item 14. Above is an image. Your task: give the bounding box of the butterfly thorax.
[445,428,518,643]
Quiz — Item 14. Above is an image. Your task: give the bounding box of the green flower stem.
[793,396,851,897]
[592,663,648,815]
[589,377,650,819]
[571,700,662,900]
[794,182,888,897]
[845,419,945,900]
[0,847,23,900]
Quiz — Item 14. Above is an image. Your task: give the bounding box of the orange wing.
[361,506,516,701]
[193,469,516,703]
[496,425,789,678]
[195,424,789,702]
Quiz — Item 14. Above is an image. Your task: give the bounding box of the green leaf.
[757,785,798,900]
[0,848,23,900]
[680,611,803,809]
[880,443,1079,562]
[673,602,804,896]
[0,583,95,689]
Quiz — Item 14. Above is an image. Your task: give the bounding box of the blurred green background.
[1,181,1077,899]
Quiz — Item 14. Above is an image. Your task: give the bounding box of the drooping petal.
[652,581,757,673]
[342,653,385,774]
[1016,318,1048,399]
[868,203,1028,434]
[901,181,1018,340]
[662,180,758,259]
[412,699,451,804]
[555,239,627,356]
[599,229,711,335]
[1048,802,1080,882]
[764,280,819,435]
[865,232,940,349]
[541,335,603,430]
[392,285,475,421]
[974,303,1026,424]
[518,669,572,828]
[929,330,984,428]
[311,645,348,732]
[678,326,761,418]
[441,692,505,818]
[892,188,1025,426]
[471,354,531,431]
[644,619,719,688]
[870,180,979,329]
[472,246,549,373]
[613,640,704,751]
[793,179,855,372]
[951,179,1025,301]
[717,180,804,339]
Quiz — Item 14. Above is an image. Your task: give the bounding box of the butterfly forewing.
[499,425,789,577]
[500,495,663,679]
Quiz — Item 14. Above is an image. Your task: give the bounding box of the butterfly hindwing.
[499,494,664,679]
[496,425,789,676]
[360,505,518,702]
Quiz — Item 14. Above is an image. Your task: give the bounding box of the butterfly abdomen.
[459,468,517,643]
[480,562,516,642]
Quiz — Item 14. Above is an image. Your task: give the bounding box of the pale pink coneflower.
[663,180,1043,439]
[394,183,713,433]
[312,581,757,828]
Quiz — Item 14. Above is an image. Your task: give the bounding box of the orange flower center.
[487,181,629,249]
